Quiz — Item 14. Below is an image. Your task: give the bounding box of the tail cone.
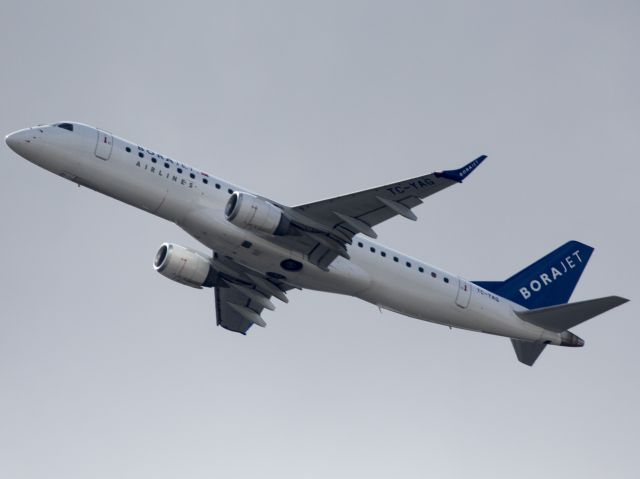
[560,331,585,347]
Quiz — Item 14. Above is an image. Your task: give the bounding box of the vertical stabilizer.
[473,241,594,309]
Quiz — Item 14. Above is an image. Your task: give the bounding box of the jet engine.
[224,192,290,235]
[153,243,219,288]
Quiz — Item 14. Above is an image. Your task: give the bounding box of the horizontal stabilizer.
[516,296,629,332]
[511,339,547,366]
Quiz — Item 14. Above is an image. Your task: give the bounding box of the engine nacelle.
[224,192,290,235]
[153,243,218,289]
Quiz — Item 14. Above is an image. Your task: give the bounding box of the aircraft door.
[95,130,113,160]
[455,278,472,308]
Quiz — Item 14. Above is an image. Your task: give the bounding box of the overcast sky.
[1,1,638,478]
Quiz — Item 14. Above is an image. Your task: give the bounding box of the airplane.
[5,122,629,366]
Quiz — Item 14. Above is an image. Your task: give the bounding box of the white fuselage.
[6,123,565,344]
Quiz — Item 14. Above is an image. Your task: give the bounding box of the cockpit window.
[57,123,74,132]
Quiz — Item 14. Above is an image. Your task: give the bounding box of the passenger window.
[406,262,411,268]
[381,251,386,257]
[151,158,157,163]
[164,162,170,168]
[358,242,363,248]
[177,168,182,174]
[215,184,221,189]
[125,146,131,153]
[203,178,209,184]
[190,173,195,179]
[228,188,233,194]
[418,267,424,273]
[444,277,449,283]
[138,152,144,158]
[393,257,399,262]
[431,272,437,278]
[370,247,376,253]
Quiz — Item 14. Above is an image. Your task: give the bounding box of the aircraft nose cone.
[5,132,18,151]
[5,129,30,155]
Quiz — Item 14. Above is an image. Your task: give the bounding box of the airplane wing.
[211,254,292,334]
[271,155,486,269]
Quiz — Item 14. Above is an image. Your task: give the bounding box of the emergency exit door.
[455,278,472,308]
[95,130,113,160]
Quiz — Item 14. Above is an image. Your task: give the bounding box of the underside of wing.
[211,254,292,334]
[292,155,485,233]
[268,155,486,269]
[215,286,266,334]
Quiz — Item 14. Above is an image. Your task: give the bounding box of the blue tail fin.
[473,241,594,309]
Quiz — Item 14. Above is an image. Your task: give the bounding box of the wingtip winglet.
[436,155,487,183]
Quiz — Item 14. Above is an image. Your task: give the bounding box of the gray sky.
[1,1,638,478]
